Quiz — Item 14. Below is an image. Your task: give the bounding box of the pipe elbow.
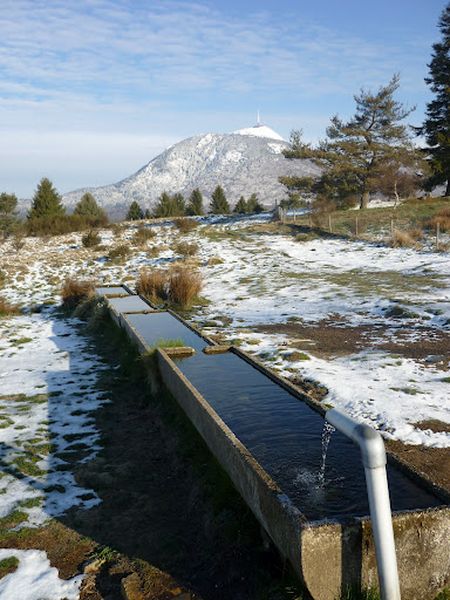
[326,409,386,470]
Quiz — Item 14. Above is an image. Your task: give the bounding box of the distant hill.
[62,124,321,218]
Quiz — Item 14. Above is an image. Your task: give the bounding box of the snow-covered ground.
[1,217,449,452]
[0,548,83,600]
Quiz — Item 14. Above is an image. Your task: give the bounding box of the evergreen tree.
[210,185,230,214]
[28,178,65,219]
[418,4,450,195]
[171,193,186,216]
[127,201,144,220]
[74,192,106,220]
[282,76,416,209]
[187,188,204,215]
[234,196,248,214]
[0,192,19,236]
[153,192,185,217]
[246,193,264,213]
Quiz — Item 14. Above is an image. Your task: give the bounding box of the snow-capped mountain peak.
[232,124,285,141]
[63,125,319,218]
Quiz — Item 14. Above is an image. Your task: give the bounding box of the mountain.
[62,124,321,218]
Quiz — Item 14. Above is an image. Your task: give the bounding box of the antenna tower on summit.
[256,109,262,127]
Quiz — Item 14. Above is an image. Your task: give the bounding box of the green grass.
[147,338,185,353]
[340,585,380,600]
[284,196,450,241]
[0,555,19,578]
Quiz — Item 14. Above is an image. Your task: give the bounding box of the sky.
[0,0,447,198]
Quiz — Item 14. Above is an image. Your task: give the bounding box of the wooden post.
[355,216,359,237]
[390,219,394,236]
[308,215,312,228]
[328,214,333,233]
[436,222,440,251]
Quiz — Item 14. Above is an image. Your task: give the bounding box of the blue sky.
[0,0,447,197]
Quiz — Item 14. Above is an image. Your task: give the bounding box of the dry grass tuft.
[108,243,131,262]
[0,296,21,317]
[207,256,224,266]
[132,225,156,246]
[173,218,198,233]
[426,206,450,233]
[174,241,199,257]
[61,278,95,309]
[390,229,417,248]
[168,266,202,308]
[136,269,168,304]
[82,230,101,248]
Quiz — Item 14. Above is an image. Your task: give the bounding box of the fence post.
[436,222,440,251]
[355,216,359,237]
[328,214,333,233]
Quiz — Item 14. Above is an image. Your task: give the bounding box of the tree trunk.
[360,191,370,209]
[394,181,399,208]
[445,179,450,197]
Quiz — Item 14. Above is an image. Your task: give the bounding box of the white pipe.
[326,408,401,600]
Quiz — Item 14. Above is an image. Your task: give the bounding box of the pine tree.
[210,185,230,214]
[418,4,450,195]
[234,196,248,214]
[0,192,18,235]
[282,76,416,209]
[187,188,204,215]
[153,192,172,218]
[127,201,144,220]
[171,193,186,216]
[246,193,264,213]
[74,192,106,220]
[28,178,65,219]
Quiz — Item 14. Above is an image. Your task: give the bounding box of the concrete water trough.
[95,285,131,298]
[98,289,450,599]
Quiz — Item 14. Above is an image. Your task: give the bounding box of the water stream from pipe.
[318,421,335,486]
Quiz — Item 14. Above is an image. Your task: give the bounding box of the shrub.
[26,214,107,236]
[426,206,450,233]
[136,269,168,304]
[61,278,95,309]
[132,225,155,246]
[11,233,25,252]
[0,296,20,317]
[208,256,224,266]
[174,241,199,257]
[108,244,131,262]
[82,230,101,248]
[173,218,198,233]
[390,229,416,248]
[168,266,202,308]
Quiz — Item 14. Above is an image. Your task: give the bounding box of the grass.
[284,196,450,241]
[173,217,198,233]
[136,268,168,304]
[168,266,202,309]
[61,277,95,309]
[81,230,102,248]
[340,586,380,600]
[108,243,131,262]
[132,224,155,246]
[0,296,21,317]
[174,241,199,257]
[0,555,19,578]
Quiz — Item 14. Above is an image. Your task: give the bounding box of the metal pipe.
[326,408,401,600]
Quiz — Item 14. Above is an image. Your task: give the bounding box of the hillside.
[62,124,320,218]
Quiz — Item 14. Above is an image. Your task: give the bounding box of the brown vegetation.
[132,225,156,246]
[61,278,95,309]
[136,269,168,304]
[0,295,21,317]
[108,244,131,262]
[81,230,101,248]
[173,217,198,233]
[174,241,199,257]
[27,214,108,237]
[390,229,418,248]
[168,266,202,308]
[426,206,450,233]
